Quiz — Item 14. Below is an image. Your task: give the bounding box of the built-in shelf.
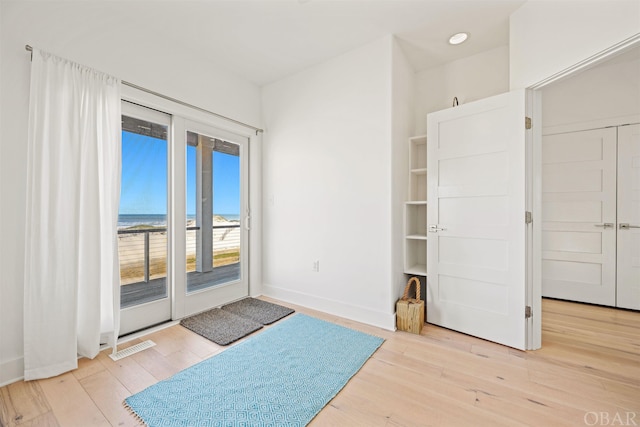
[405,202,426,237]
[406,234,427,240]
[405,264,427,276]
[409,135,427,170]
[404,135,428,276]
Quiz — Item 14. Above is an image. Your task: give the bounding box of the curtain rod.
[25,45,264,135]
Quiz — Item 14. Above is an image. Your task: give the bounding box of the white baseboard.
[0,356,24,387]
[0,320,180,387]
[263,284,396,331]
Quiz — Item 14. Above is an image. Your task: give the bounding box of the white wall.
[391,38,415,305]
[0,1,261,385]
[261,37,397,329]
[413,46,510,135]
[542,49,640,132]
[510,0,640,90]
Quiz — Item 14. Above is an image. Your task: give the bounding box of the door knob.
[619,223,640,229]
[593,223,614,229]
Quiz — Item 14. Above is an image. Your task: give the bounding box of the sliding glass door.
[118,103,249,333]
[175,119,249,317]
[119,102,172,335]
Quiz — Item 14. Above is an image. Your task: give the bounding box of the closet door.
[541,128,617,306]
[617,124,640,310]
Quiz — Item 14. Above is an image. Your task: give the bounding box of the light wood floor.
[1,298,638,427]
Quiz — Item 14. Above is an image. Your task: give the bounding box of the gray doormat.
[180,299,295,346]
[180,308,263,346]
[221,297,295,325]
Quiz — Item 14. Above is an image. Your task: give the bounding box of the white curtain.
[24,48,122,380]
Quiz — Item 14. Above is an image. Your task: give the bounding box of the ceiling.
[109,0,526,86]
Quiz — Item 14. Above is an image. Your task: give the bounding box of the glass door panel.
[178,120,248,316]
[119,102,172,335]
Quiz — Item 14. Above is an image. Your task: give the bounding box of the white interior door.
[426,90,532,350]
[617,124,640,310]
[541,128,617,306]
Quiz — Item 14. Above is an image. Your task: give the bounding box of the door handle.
[619,223,640,229]
[593,223,614,229]
[428,224,446,233]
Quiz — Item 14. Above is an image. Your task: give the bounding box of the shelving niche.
[403,135,427,276]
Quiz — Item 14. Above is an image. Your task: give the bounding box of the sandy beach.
[118,217,240,285]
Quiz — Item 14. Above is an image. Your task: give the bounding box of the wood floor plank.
[163,349,203,372]
[0,298,637,426]
[73,355,107,381]
[309,384,391,427]
[8,411,59,427]
[142,327,185,357]
[372,347,444,378]
[95,350,157,395]
[130,347,181,381]
[0,380,51,427]
[309,403,387,427]
[38,372,110,427]
[78,370,140,427]
[170,326,223,359]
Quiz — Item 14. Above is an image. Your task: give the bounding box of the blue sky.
[119,131,240,216]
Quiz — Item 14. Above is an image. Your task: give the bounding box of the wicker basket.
[396,277,425,334]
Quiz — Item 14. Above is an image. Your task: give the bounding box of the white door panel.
[617,124,640,310]
[427,90,530,350]
[541,128,617,306]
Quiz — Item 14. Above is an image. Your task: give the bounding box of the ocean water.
[118,213,240,228]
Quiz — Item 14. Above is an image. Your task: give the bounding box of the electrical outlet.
[312,260,320,272]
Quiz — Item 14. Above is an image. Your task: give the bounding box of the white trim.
[0,357,24,387]
[175,118,250,318]
[248,132,263,298]
[527,34,640,351]
[530,90,543,350]
[263,284,396,331]
[119,102,173,336]
[542,115,640,136]
[529,33,640,90]
[170,116,187,320]
[0,319,180,387]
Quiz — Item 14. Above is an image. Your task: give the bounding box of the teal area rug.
[125,314,384,426]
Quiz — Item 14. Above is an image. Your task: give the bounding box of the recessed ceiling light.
[448,32,469,45]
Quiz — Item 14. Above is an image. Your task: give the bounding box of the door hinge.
[525,306,533,319]
[525,117,532,130]
[525,211,533,224]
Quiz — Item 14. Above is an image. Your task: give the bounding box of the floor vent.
[109,340,156,361]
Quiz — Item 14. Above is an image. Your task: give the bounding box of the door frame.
[121,85,263,324]
[173,117,250,319]
[119,101,173,335]
[528,35,640,348]
[617,124,640,309]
